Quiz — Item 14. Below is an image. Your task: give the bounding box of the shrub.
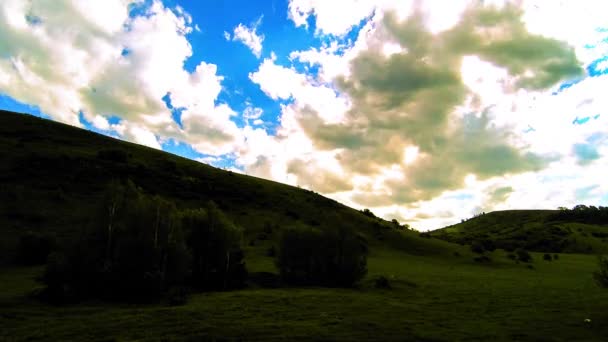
[41,181,246,303]
[17,231,56,265]
[593,255,608,288]
[182,202,247,291]
[473,255,491,263]
[277,226,368,287]
[506,253,517,261]
[470,241,485,254]
[515,248,532,263]
[543,253,552,261]
[419,232,432,239]
[374,275,391,289]
[553,254,559,260]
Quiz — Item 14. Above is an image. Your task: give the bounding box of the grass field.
[2,248,607,341]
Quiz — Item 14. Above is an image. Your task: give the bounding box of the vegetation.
[41,180,247,303]
[277,226,368,287]
[593,255,608,288]
[432,209,608,254]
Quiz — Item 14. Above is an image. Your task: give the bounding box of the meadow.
[2,248,608,341]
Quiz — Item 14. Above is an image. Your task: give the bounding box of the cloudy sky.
[1,0,607,230]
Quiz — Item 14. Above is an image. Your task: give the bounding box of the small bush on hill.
[473,255,491,263]
[515,248,532,263]
[543,253,552,261]
[277,226,368,287]
[470,241,485,254]
[374,275,391,289]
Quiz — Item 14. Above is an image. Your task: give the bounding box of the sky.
[1,0,607,230]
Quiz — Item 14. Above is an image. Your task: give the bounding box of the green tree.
[277,226,367,287]
[182,201,247,291]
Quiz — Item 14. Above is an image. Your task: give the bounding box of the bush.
[473,255,491,263]
[543,253,552,261]
[182,202,247,291]
[374,275,391,289]
[277,226,368,287]
[470,241,485,254]
[515,248,532,263]
[17,231,56,265]
[553,254,559,260]
[41,180,247,303]
[593,255,608,288]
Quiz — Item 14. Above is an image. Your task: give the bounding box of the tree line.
[21,179,368,303]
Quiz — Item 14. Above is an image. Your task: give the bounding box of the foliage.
[374,275,391,289]
[593,255,608,288]
[182,202,247,291]
[515,248,532,263]
[41,180,246,302]
[543,253,552,261]
[552,205,608,225]
[277,226,368,287]
[470,241,485,254]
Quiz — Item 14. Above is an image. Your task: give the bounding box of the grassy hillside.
[431,210,608,254]
[0,110,454,267]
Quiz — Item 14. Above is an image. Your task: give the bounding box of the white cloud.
[0,0,241,156]
[230,17,264,58]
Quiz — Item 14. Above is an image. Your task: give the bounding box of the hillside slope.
[431,209,608,253]
[0,110,455,265]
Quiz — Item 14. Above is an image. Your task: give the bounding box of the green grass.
[2,249,608,341]
[432,210,608,254]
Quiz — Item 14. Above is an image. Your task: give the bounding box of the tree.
[42,180,191,302]
[515,248,532,263]
[277,226,368,287]
[593,255,608,288]
[182,201,247,291]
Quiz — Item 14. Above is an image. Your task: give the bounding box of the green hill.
[0,109,453,266]
[430,209,608,254]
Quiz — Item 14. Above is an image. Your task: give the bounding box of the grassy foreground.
[2,248,607,341]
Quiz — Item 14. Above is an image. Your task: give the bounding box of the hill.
[430,209,608,254]
[0,109,453,266]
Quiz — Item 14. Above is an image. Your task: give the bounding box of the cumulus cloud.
[229,17,264,58]
[250,0,605,229]
[0,0,241,153]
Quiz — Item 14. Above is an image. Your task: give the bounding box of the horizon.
[1,0,607,230]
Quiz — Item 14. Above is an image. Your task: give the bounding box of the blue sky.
[1,0,607,229]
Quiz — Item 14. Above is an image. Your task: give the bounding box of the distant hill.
[0,110,455,265]
[430,209,608,254]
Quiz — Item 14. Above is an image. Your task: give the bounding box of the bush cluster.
[276,226,368,287]
[42,180,246,303]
